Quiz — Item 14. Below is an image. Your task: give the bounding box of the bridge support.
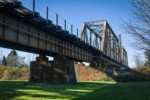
[30,55,77,84]
[90,59,105,72]
[114,65,125,76]
[105,66,114,76]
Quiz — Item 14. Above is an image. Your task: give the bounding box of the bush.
[0,65,29,80]
[136,67,150,75]
[112,74,150,82]
[0,65,6,79]
[103,77,114,81]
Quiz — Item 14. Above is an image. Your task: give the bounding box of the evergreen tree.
[7,50,18,67]
[2,56,7,66]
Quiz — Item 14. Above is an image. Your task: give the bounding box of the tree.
[0,49,3,59]
[134,55,144,67]
[17,56,25,67]
[2,56,7,66]
[122,0,150,50]
[144,49,150,67]
[7,50,18,67]
[145,49,150,59]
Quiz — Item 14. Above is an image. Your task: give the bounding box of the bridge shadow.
[0,81,150,100]
[0,80,116,100]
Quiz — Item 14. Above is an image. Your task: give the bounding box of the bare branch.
[122,0,150,50]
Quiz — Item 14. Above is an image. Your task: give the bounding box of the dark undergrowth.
[112,74,150,82]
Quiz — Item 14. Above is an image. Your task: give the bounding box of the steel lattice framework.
[80,20,128,66]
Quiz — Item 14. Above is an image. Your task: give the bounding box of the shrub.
[136,67,150,75]
[103,77,114,81]
[0,65,29,80]
[112,74,150,82]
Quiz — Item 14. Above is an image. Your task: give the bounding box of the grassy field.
[0,81,150,100]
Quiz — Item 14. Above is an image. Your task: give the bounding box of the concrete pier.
[30,55,77,84]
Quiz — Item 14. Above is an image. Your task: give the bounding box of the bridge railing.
[18,0,81,39]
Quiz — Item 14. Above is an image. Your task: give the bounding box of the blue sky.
[0,0,145,67]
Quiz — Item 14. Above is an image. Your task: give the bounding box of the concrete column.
[90,60,105,72]
[114,66,125,76]
[105,66,114,76]
[53,55,77,84]
[29,55,52,83]
[120,65,125,75]
[30,55,77,84]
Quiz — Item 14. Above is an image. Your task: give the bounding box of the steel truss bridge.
[0,0,128,84]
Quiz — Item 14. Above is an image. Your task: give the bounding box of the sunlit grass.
[0,80,150,100]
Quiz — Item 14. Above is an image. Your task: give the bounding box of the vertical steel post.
[90,31,92,45]
[71,24,73,34]
[77,29,78,37]
[84,32,85,42]
[33,0,35,15]
[64,20,66,30]
[56,14,58,26]
[118,34,122,63]
[46,6,49,23]
[13,0,16,6]
[119,34,122,47]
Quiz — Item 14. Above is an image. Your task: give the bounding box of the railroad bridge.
[0,0,128,84]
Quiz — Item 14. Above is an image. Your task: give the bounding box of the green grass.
[0,81,150,100]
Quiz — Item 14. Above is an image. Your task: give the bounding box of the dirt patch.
[75,63,107,81]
